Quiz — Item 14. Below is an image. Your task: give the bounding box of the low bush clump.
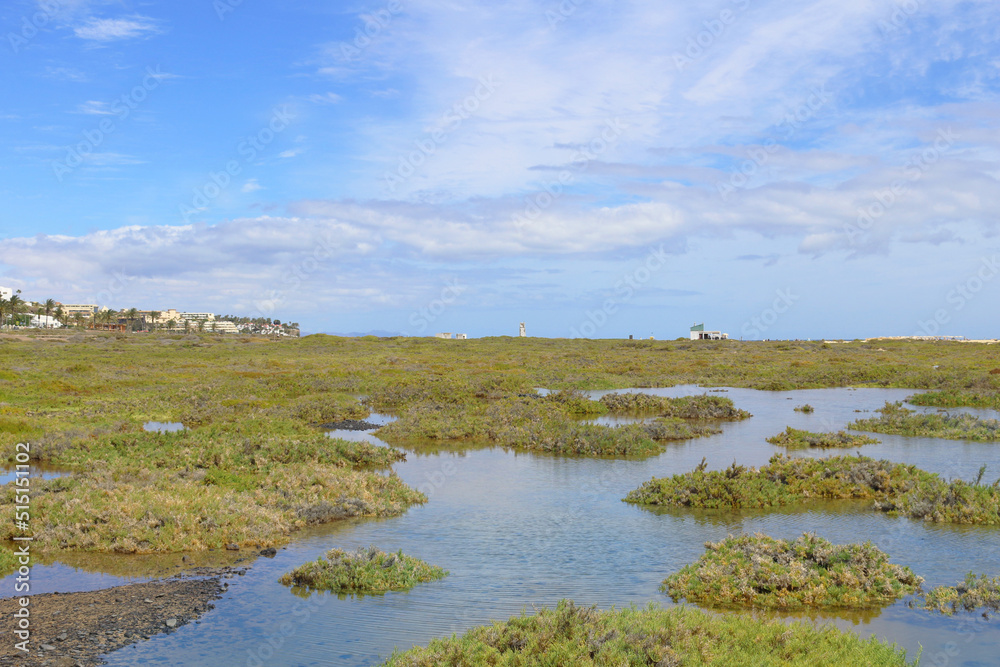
[907,390,1000,410]
[850,402,1000,441]
[378,394,733,457]
[873,474,1000,525]
[381,599,916,666]
[279,545,447,595]
[794,404,815,413]
[624,454,936,510]
[663,533,923,609]
[918,573,1000,615]
[626,453,1000,525]
[660,533,923,609]
[598,393,752,420]
[766,426,879,449]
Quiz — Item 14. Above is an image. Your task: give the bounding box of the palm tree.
[53,306,65,328]
[96,309,112,329]
[8,292,24,328]
[197,319,206,333]
[73,312,85,329]
[183,319,191,334]
[148,311,161,332]
[125,307,139,333]
[167,318,177,331]
[43,298,55,328]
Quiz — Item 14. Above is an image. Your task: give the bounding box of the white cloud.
[307,93,342,105]
[74,16,161,42]
[241,179,263,193]
[74,100,115,115]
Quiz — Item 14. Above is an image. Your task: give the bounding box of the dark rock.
[260,548,277,557]
[225,543,239,551]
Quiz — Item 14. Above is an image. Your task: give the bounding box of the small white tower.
[519,322,526,337]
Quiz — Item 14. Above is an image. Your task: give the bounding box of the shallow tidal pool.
[23,387,1000,666]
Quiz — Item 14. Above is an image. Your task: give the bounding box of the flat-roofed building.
[179,311,216,322]
[62,304,99,317]
[205,320,238,333]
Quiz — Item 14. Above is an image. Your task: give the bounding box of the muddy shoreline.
[0,567,245,666]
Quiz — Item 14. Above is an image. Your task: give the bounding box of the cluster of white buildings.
[0,288,252,333]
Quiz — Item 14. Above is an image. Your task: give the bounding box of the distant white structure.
[456,333,467,340]
[178,311,216,322]
[0,286,12,301]
[690,323,728,340]
[435,332,452,339]
[519,322,526,337]
[29,314,62,328]
[203,320,238,333]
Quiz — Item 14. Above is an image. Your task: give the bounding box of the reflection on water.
[0,462,70,485]
[38,387,1000,666]
[143,421,186,433]
[324,412,396,444]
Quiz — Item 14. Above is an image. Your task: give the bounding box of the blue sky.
[1,0,998,338]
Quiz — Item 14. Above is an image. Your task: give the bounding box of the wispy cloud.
[74,15,161,42]
[241,179,263,193]
[307,92,342,105]
[74,100,115,115]
[46,67,89,82]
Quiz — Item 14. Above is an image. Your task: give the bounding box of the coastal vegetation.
[907,389,1000,410]
[662,533,923,609]
[2,332,1000,555]
[279,545,447,596]
[597,392,752,419]
[0,546,16,577]
[374,391,742,456]
[624,454,936,510]
[381,599,916,666]
[766,426,880,449]
[850,402,1000,441]
[625,453,1000,524]
[918,573,1000,615]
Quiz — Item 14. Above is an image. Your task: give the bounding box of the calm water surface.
[15,387,1000,666]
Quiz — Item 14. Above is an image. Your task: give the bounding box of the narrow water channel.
[20,387,1000,666]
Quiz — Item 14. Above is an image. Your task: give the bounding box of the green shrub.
[599,393,752,419]
[624,454,936,509]
[766,426,879,449]
[663,533,923,610]
[382,599,916,666]
[279,546,447,596]
[918,573,1000,615]
[850,402,1000,441]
